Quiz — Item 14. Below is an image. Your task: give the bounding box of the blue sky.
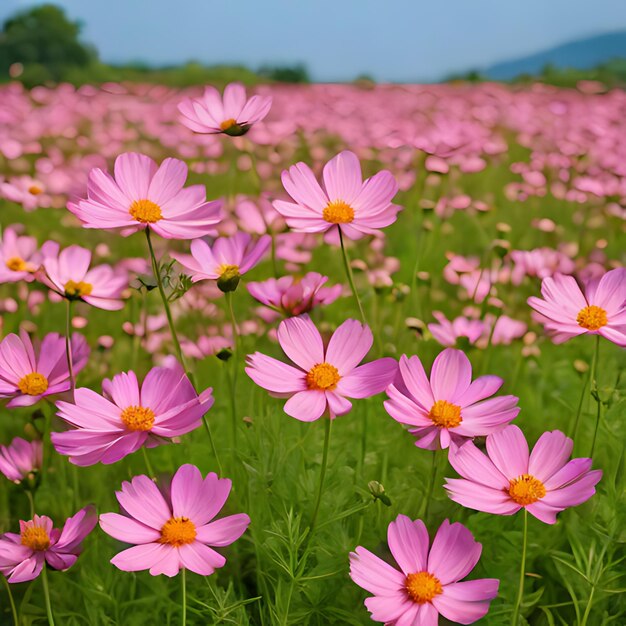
[3,0,626,81]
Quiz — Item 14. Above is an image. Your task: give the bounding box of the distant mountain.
[485,31,626,80]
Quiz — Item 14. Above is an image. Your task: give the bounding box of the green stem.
[26,489,35,518]
[338,228,366,324]
[41,565,55,626]
[141,447,155,479]
[512,508,528,626]
[589,335,601,457]
[579,585,595,626]
[571,369,590,443]
[145,228,190,379]
[65,299,75,392]
[202,416,223,475]
[308,418,332,538]
[422,451,439,521]
[225,291,239,448]
[3,575,18,626]
[181,568,187,626]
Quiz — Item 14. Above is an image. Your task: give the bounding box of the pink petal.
[322,151,363,205]
[195,514,250,546]
[528,430,573,482]
[325,319,373,375]
[337,358,397,399]
[284,390,327,422]
[277,314,324,370]
[99,513,161,544]
[387,514,429,575]
[430,349,472,404]
[485,425,529,479]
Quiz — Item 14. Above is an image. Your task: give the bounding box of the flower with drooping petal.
[99,464,250,577]
[445,425,602,524]
[0,227,54,284]
[385,349,519,450]
[0,506,96,583]
[171,232,270,292]
[52,362,213,466]
[273,151,401,240]
[39,244,128,310]
[0,437,42,484]
[68,152,223,240]
[0,330,89,408]
[527,268,626,346]
[246,314,397,421]
[178,82,272,136]
[350,515,499,625]
[247,272,342,318]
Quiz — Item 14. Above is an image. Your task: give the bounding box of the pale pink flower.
[0,227,53,284]
[52,362,213,466]
[446,425,602,524]
[0,438,42,484]
[68,152,223,240]
[171,232,270,292]
[0,330,89,407]
[178,83,272,136]
[350,515,499,624]
[428,312,485,348]
[385,349,519,449]
[273,151,400,240]
[39,244,128,310]
[100,464,250,576]
[527,268,626,346]
[0,507,96,583]
[246,315,397,421]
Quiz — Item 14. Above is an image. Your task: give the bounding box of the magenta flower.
[39,244,128,311]
[350,515,499,625]
[0,330,89,407]
[445,425,602,524]
[385,349,519,450]
[52,362,213,466]
[0,227,53,284]
[246,315,397,421]
[0,507,96,583]
[68,152,223,240]
[527,268,626,346]
[0,437,42,484]
[99,464,250,576]
[428,312,485,348]
[178,82,272,136]
[247,272,342,318]
[273,151,400,240]
[171,232,270,292]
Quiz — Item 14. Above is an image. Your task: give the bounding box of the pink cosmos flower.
[527,268,626,346]
[171,232,270,292]
[99,464,250,576]
[350,515,499,625]
[0,507,96,583]
[181,335,232,360]
[273,151,401,240]
[428,312,485,348]
[39,244,128,310]
[0,330,89,407]
[0,227,53,284]
[0,176,51,212]
[52,362,213,466]
[246,314,397,421]
[68,152,223,240]
[385,349,519,450]
[0,437,42,484]
[445,425,602,524]
[178,82,272,136]
[247,272,342,318]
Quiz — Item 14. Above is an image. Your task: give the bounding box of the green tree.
[0,4,96,84]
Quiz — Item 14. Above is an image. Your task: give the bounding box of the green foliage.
[258,63,310,83]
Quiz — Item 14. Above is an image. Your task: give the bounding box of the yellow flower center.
[129,199,163,223]
[428,399,462,428]
[28,185,43,195]
[306,362,341,391]
[21,525,51,551]
[218,264,241,280]
[405,571,443,604]
[18,372,49,396]
[576,305,608,331]
[6,256,27,272]
[159,517,197,547]
[322,200,355,224]
[508,474,546,506]
[120,406,155,431]
[64,280,93,298]
[220,118,238,131]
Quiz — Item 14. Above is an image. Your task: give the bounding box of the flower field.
[0,80,624,625]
